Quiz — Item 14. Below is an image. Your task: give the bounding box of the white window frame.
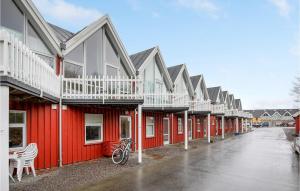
[197,118,201,132]
[178,118,183,134]
[146,116,155,138]
[85,114,103,145]
[120,115,132,140]
[9,110,26,151]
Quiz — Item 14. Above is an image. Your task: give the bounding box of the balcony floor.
[1,76,59,103]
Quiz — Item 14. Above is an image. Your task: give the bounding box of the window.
[146,117,155,138]
[197,118,201,132]
[9,111,26,150]
[178,118,183,134]
[106,64,119,77]
[64,61,83,78]
[86,29,103,76]
[1,0,24,41]
[85,114,103,144]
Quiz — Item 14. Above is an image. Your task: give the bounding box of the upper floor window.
[1,0,24,41]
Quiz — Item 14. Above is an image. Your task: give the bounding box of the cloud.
[175,0,220,18]
[268,0,291,16]
[32,0,102,31]
[252,98,295,109]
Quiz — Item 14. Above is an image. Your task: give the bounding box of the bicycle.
[112,138,133,165]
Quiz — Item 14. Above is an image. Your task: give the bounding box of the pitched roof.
[207,87,220,103]
[190,75,202,90]
[245,109,300,118]
[235,99,242,110]
[48,23,74,42]
[129,47,173,90]
[167,64,184,83]
[130,47,156,70]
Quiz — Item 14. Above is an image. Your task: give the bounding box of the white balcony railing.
[189,100,211,112]
[0,29,60,97]
[62,76,143,101]
[211,104,225,114]
[225,109,239,117]
[143,93,189,108]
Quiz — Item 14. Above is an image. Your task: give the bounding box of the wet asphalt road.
[78,128,300,191]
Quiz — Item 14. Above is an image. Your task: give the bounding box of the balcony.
[225,109,239,117]
[0,29,60,99]
[62,76,143,104]
[211,104,225,115]
[189,100,211,114]
[143,93,189,111]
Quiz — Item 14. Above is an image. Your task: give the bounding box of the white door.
[188,119,193,140]
[120,116,131,139]
[163,118,170,145]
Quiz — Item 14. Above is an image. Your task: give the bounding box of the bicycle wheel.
[120,150,130,165]
[112,148,124,164]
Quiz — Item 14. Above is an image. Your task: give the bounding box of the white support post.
[245,119,248,133]
[184,110,188,150]
[0,86,9,191]
[221,115,225,139]
[236,117,239,134]
[138,105,142,163]
[241,118,244,133]
[208,113,211,143]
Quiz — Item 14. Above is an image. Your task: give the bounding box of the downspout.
[59,43,66,167]
[59,57,63,167]
[134,109,137,152]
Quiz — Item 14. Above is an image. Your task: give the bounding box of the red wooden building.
[293,111,300,136]
[130,47,189,149]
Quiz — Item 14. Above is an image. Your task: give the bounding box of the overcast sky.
[33,0,300,109]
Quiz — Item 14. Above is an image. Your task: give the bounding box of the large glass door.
[120,116,131,139]
[163,118,170,145]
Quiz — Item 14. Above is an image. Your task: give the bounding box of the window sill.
[146,135,155,138]
[178,132,183,135]
[85,140,103,145]
[197,130,201,132]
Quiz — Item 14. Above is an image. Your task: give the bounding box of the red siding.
[62,106,135,166]
[210,115,216,137]
[10,101,59,170]
[172,114,185,144]
[140,112,165,149]
[192,115,206,139]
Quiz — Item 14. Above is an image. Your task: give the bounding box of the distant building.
[245,109,299,127]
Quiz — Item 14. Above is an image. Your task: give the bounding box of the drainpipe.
[59,57,63,167]
[171,113,174,144]
[138,104,142,163]
[207,113,211,143]
[184,110,188,150]
[134,109,137,152]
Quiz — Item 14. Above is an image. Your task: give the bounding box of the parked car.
[261,122,269,127]
[292,137,300,154]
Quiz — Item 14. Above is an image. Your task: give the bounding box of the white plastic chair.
[9,143,38,181]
